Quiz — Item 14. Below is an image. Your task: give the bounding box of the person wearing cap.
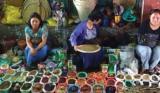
[136,9,160,73]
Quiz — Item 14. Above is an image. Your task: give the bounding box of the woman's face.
[30,17,40,30]
[150,12,160,27]
[87,20,94,29]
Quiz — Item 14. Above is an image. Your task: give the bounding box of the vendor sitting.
[69,11,104,71]
[24,12,48,68]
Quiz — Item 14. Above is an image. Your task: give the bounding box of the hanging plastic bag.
[1,5,24,24]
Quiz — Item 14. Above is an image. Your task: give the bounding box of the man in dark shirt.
[136,9,160,73]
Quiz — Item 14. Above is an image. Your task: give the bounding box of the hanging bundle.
[122,8,137,22]
[5,0,24,7]
[21,0,51,22]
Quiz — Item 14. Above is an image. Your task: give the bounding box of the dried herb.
[53,69,60,75]
[77,79,86,86]
[143,82,149,87]
[105,86,116,93]
[3,74,11,80]
[78,72,87,78]
[134,74,141,79]
[21,83,31,90]
[11,65,19,69]
[117,74,124,79]
[32,83,43,92]
[15,72,21,77]
[134,81,141,86]
[87,78,95,85]
[0,81,10,89]
[22,71,28,76]
[44,83,55,91]
[51,76,58,83]
[125,81,132,87]
[116,82,123,87]
[7,69,14,75]
[152,76,158,81]
[28,70,37,76]
[68,71,76,78]
[126,75,132,80]
[0,73,4,77]
[26,76,33,82]
[68,85,79,92]
[37,73,43,77]
[34,77,41,83]
[93,85,103,93]
[107,79,115,86]
[143,74,150,80]
[68,79,76,84]
[44,71,51,76]
[151,83,158,88]
[58,77,66,83]
[80,84,91,92]
[41,77,49,83]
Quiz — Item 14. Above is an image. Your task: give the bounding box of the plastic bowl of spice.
[86,78,96,86]
[43,83,56,93]
[1,64,9,70]
[77,72,87,79]
[67,84,80,93]
[2,74,11,81]
[133,80,143,86]
[32,83,43,93]
[115,81,124,89]
[124,80,133,88]
[67,78,77,85]
[76,78,86,87]
[125,74,132,81]
[40,76,50,84]
[0,73,5,78]
[55,84,67,93]
[142,81,151,87]
[20,82,32,93]
[150,74,159,83]
[67,71,77,78]
[133,74,141,81]
[34,76,41,83]
[142,74,150,82]
[50,74,59,84]
[58,77,67,85]
[106,79,116,86]
[6,68,15,75]
[25,75,35,83]
[52,69,62,76]
[22,71,29,77]
[28,70,38,76]
[0,81,12,93]
[116,73,124,81]
[93,84,104,93]
[44,71,52,77]
[80,84,92,93]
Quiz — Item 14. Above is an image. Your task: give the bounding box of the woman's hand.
[30,48,37,56]
[74,45,78,51]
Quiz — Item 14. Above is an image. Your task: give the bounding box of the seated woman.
[136,9,160,73]
[69,11,104,71]
[25,12,48,68]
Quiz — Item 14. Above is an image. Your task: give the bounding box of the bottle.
[68,60,73,71]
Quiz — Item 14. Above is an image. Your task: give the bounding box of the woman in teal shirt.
[25,12,48,67]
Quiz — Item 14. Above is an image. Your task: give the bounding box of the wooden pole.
[141,0,144,24]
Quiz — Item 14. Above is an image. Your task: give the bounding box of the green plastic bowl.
[77,72,87,79]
